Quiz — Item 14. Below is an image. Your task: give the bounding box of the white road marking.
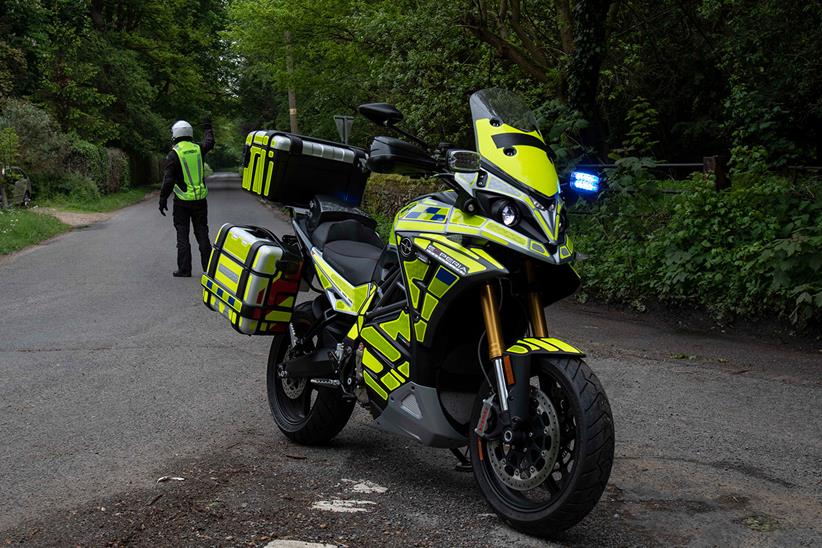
[342,478,388,494]
[310,499,377,513]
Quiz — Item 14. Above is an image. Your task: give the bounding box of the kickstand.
[450,447,472,472]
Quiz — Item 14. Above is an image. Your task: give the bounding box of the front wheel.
[266,302,354,445]
[469,357,614,537]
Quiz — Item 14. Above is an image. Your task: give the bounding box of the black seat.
[311,219,384,286]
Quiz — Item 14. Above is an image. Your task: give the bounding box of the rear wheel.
[469,357,614,537]
[267,302,354,445]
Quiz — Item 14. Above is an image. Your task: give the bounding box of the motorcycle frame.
[288,175,586,449]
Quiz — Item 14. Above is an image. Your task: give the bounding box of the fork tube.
[525,260,548,337]
[480,283,504,359]
[480,282,509,411]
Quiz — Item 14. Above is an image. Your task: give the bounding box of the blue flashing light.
[570,171,600,193]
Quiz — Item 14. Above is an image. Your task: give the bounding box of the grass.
[42,186,152,213]
[0,186,155,255]
[0,209,69,255]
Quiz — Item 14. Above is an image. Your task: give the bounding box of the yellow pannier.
[201,224,303,335]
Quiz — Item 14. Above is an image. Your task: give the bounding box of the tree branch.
[508,0,551,67]
[464,15,549,82]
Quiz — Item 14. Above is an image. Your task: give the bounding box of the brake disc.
[487,386,561,491]
[281,375,307,399]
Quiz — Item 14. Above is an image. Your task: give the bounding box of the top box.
[241,131,370,207]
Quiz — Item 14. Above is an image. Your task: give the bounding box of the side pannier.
[241,131,370,207]
[201,224,302,335]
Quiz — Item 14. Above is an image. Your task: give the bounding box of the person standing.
[159,119,215,277]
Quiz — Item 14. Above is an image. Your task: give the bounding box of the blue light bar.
[570,171,600,193]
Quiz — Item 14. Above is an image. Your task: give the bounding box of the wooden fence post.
[703,155,729,191]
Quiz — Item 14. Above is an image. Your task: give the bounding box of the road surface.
[1,174,820,546]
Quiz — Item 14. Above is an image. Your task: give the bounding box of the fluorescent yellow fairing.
[312,249,375,316]
[475,119,559,197]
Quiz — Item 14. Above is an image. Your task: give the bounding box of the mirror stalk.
[386,123,430,149]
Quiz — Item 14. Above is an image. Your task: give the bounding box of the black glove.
[159,199,168,216]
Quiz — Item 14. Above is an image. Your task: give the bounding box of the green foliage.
[105,148,131,193]
[358,173,442,243]
[1,0,229,155]
[49,172,101,202]
[43,187,148,213]
[227,0,511,146]
[611,98,659,158]
[603,157,658,193]
[535,100,589,174]
[66,139,108,189]
[0,99,69,177]
[0,127,20,166]
[0,209,69,255]
[571,172,822,327]
[361,174,442,221]
[703,0,820,163]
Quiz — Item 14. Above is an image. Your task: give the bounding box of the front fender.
[506,337,585,357]
[503,337,585,423]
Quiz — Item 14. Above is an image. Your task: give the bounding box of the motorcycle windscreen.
[470,88,559,198]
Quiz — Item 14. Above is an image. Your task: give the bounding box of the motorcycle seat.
[311,219,385,286]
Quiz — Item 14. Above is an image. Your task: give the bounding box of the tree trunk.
[554,0,575,54]
[567,0,612,156]
[284,31,299,134]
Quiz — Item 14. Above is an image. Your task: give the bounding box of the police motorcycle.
[203,88,614,537]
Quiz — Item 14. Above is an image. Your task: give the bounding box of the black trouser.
[172,198,210,273]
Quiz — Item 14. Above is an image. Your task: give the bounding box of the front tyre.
[266,303,354,445]
[469,357,614,537]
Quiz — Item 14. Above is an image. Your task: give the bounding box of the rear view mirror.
[358,103,404,127]
[447,150,481,173]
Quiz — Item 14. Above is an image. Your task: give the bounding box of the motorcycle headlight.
[492,200,520,227]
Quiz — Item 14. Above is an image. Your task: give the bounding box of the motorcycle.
[264,88,614,537]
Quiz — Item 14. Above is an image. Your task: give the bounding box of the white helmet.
[171,120,193,140]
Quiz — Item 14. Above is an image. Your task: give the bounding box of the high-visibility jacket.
[173,141,208,200]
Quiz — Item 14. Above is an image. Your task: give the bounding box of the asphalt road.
[1,173,820,547]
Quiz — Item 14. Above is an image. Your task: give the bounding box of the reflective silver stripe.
[180,157,196,197]
[218,264,240,284]
[196,153,203,198]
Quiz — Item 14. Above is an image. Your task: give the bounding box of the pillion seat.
[311,219,385,286]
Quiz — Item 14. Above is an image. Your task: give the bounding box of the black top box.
[241,131,370,208]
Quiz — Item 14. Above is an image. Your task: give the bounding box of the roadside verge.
[0,187,155,256]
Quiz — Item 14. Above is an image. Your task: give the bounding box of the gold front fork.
[480,281,511,411]
[480,282,504,359]
[525,260,548,337]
